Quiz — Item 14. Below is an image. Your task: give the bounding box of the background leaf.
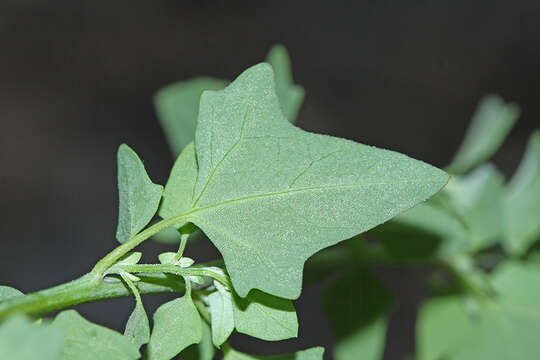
[323,269,393,360]
[186,63,448,299]
[265,44,304,123]
[232,289,298,341]
[448,95,520,174]
[505,130,540,255]
[223,346,324,360]
[442,164,505,251]
[416,261,540,360]
[52,310,140,360]
[116,144,163,243]
[372,202,470,261]
[0,315,63,360]
[146,294,202,360]
[154,77,228,157]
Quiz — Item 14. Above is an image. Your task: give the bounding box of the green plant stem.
[0,266,220,320]
[173,233,190,262]
[92,214,189,277]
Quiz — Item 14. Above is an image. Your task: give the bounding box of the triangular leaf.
[155,77,228,156]
[231,288,298,341]
[266,44,304,123]
[505,130,540,255]
[182,63,447,299]
[116,144,163,243]
[52,310,140,360]
[0,315,63,360]
[146,294,202,360]
[323,269,393,360]
[448,95,520,174]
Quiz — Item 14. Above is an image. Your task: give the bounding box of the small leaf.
[146,294,202,360]
[116,252,142,266]
[372,202,469,260]
[0,285,24,301]
[323,269,393,360]
[158,142,199,237]
[265,44,305,123]
[0,315,63,360]
[177,257,195,268]
[124,292,150,349]
[417,261,540,360]
[52,310,140,360]
[185,63,448,299]
[232,289,298,341]
[158,252,176,264]
[449,95,520,174]
[180,321,215,360]
[154,78,228,156]
[208,282,235,346]
[504,130,540,255]
[116,144,163,243]
[442,164,505,251]
[223,345,324,360]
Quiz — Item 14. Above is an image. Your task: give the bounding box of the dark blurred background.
[0,1,539,359]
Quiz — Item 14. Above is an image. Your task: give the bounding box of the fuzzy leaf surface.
[208,282,235,346]
[232,288,298,341]
[0,285,23,301]
[323,269,392,360]
[449,95,519,174]
[155,77,228,156]
[417,261,540,360]
[116,144,163,243]
[146,295,202,360]
[505,130,540,255]
[183,63,448,298]
[180,321,215,360]
[0,315,63,360]
[266,44,304,123]
[52,310,139,360]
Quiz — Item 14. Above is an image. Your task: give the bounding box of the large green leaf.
[146,294,202,360]
[208,282,235,346]
[0,315,63,360]
[265,44,304,123]
[504,130,540,255]
[232,288,298,341]
[0,285,23,301]
[448,95,520,174]
[323,269,393,360]
[155,77,228,157]
[417,261,540,360]
[116,144,163,243]
[223,346,324,360]
[173,63,447,299]
[52,310,139,360]
[372,202,469,260]
[443,164,505,251]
